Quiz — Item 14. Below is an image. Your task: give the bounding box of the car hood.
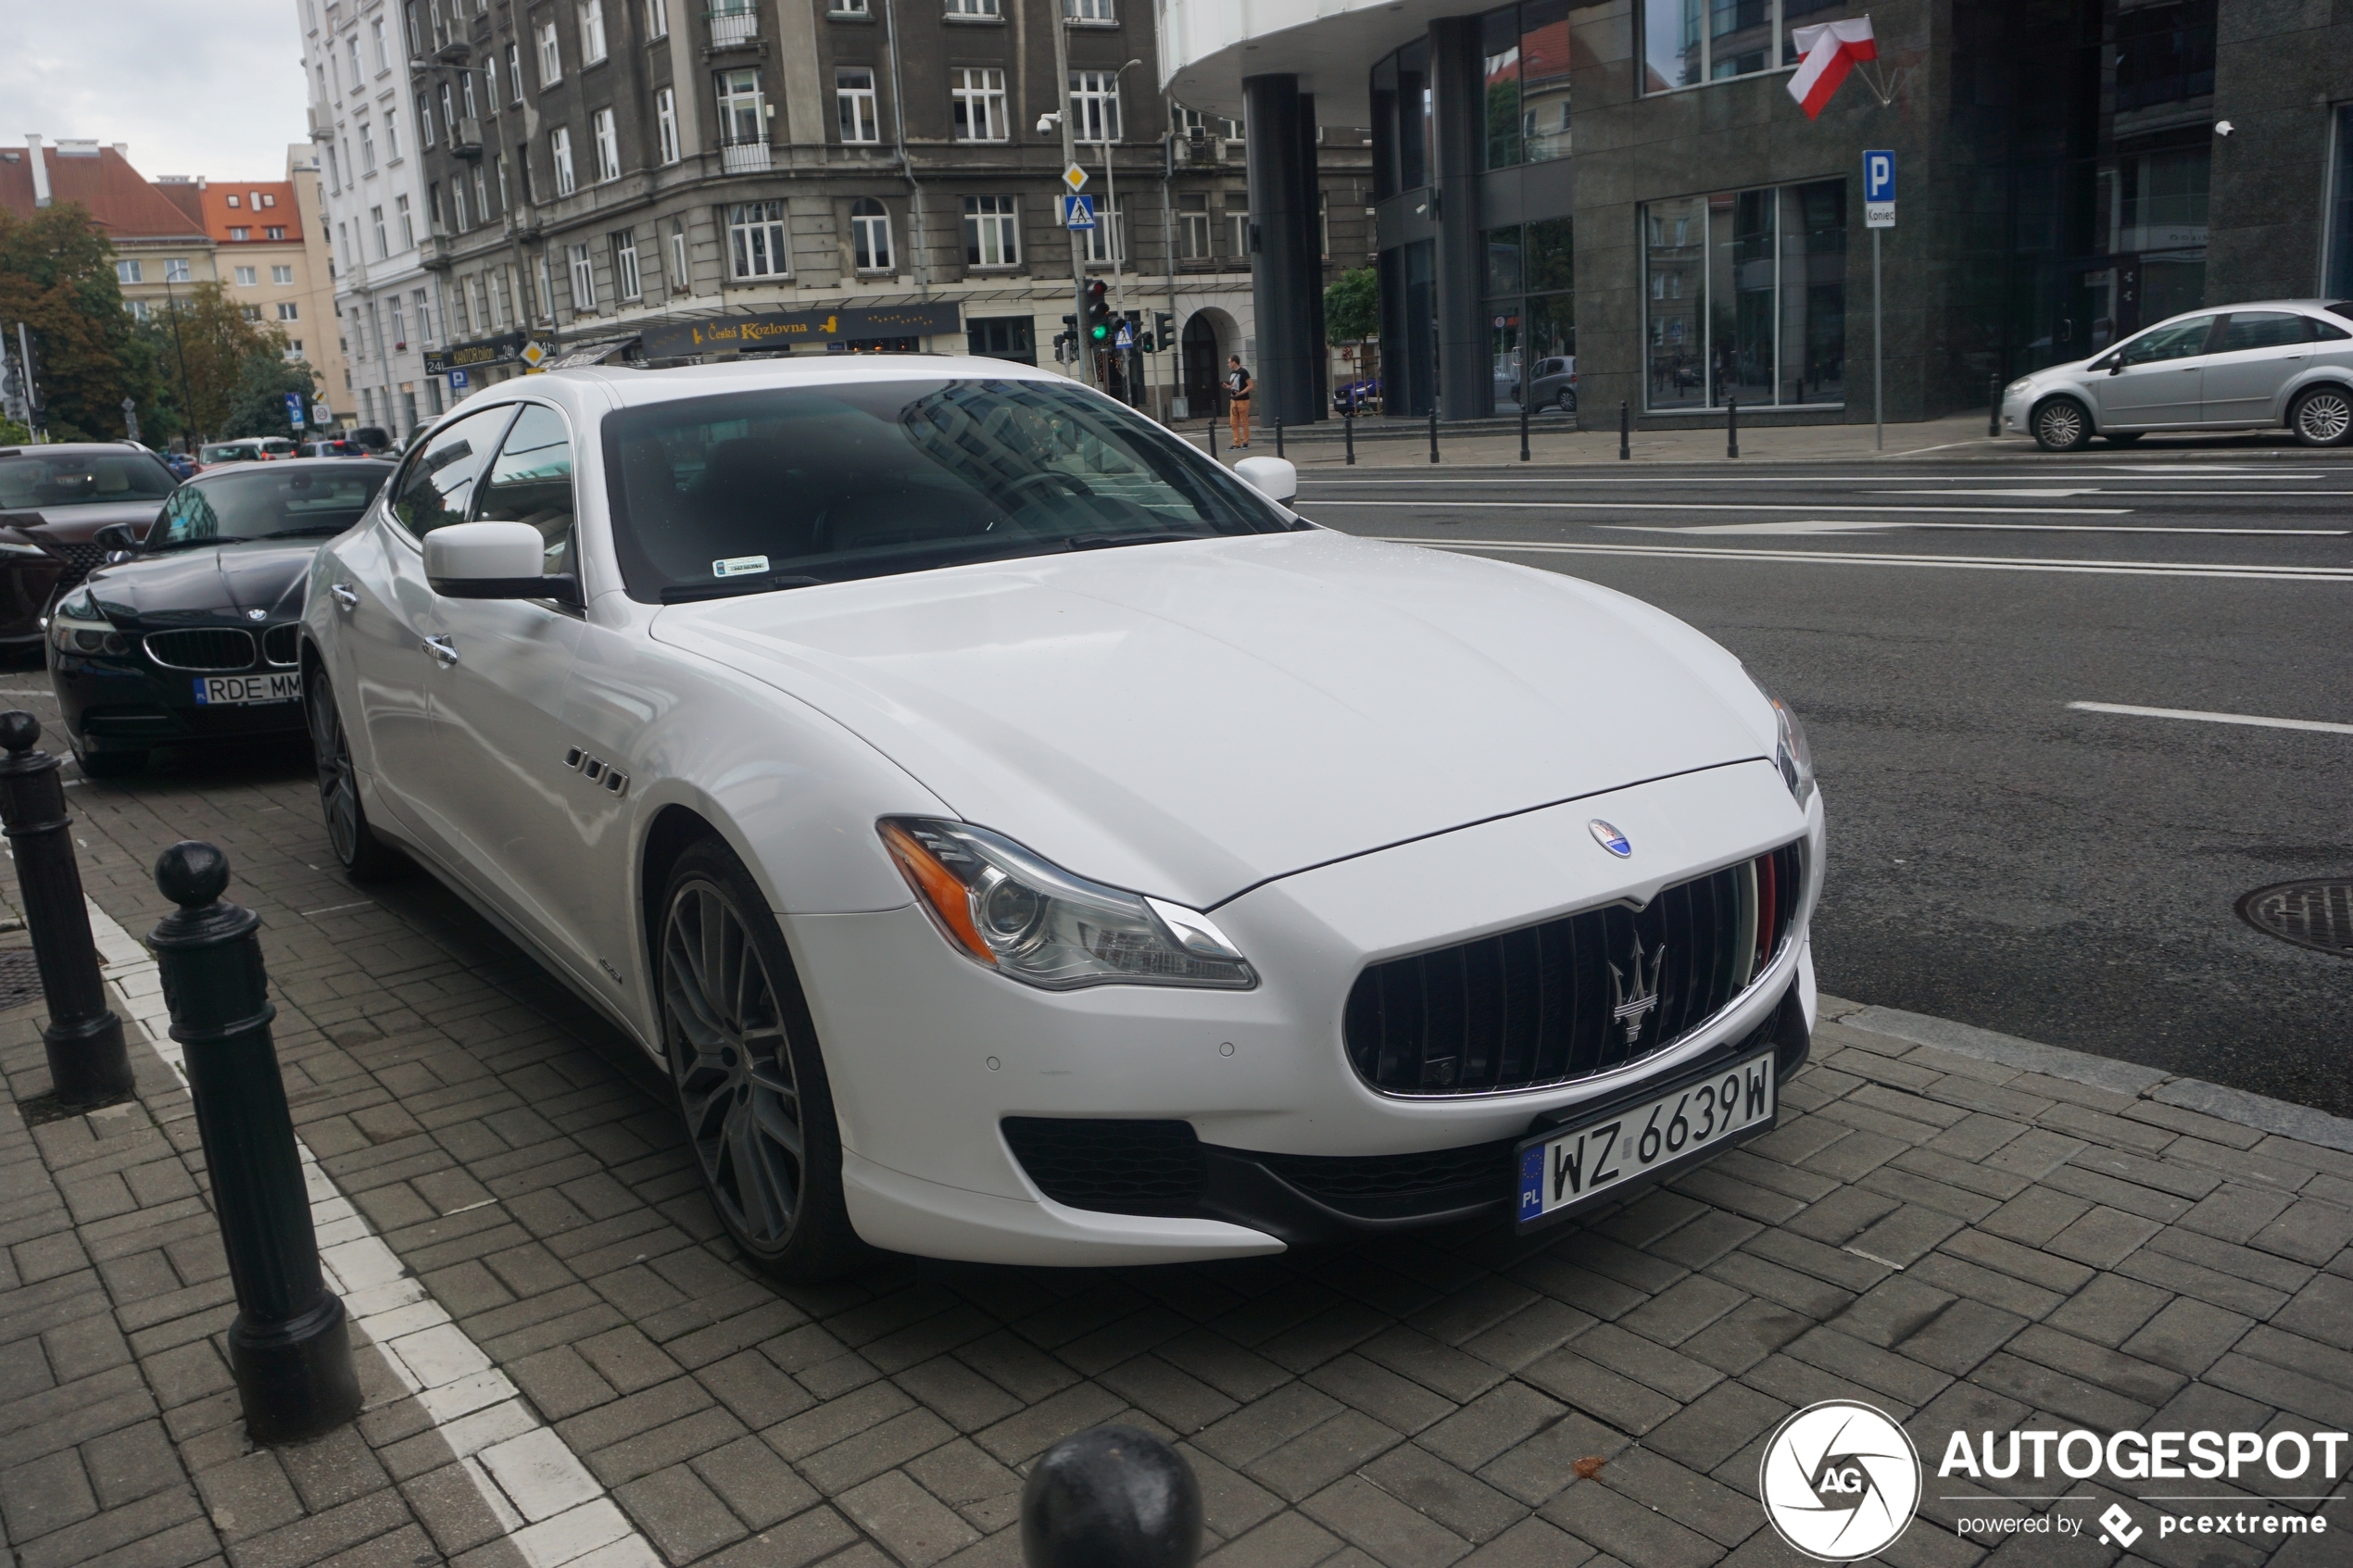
[0,501,167,545]
[84,542,316,623]
[652,530,1775,909]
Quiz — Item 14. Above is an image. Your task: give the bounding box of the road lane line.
[1369,535,2353,581]
[1315,498,2132,516]
[1605,521,2347,535]
[2066,702,2353,735]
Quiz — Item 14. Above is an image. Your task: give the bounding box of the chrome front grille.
[143,628,257,671]
[1342,841,1805,1097]
[261,623,300,666]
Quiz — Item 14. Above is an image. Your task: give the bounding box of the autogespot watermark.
[1755,1401,2347,1560]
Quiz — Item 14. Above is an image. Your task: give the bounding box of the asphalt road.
[1299,447,2353,1117]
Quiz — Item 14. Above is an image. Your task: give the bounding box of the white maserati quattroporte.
[299,358,1824,1279]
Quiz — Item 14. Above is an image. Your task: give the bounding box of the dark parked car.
[47,458,394,775]
[1333,375,1381,414]
[0,443,182,648]
[160,450,202,482]
[346,426,394,453]
[298,437,369,457]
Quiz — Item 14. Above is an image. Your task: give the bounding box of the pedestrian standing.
[1225,357,1253,449]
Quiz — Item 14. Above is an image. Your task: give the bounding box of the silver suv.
[2000,300,2353,450]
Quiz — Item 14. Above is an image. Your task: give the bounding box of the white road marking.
[1874,488,2106,497]
[1372,535,2353,582]
[1315,498,2132,516]
[1297,470,2340,485]
[1606,520,2347,536]
[83,900,663,1568]
[2065,701,2353,736]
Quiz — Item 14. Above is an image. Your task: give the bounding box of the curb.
[1819,994,2353,1155]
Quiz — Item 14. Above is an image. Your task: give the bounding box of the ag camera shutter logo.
[1759,1400,1923,1561]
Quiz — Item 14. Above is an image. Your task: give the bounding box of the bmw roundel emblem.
[1589,820,1632,857]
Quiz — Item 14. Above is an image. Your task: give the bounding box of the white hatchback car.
[300,358,1824,1278]
[2000,299,2353,449]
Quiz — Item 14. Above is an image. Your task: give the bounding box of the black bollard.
[1989,372,2001,438]
[1728,395,1740,459]
[1619,398,1630,460]
[0,712,133,1105]
[149,841,360,1445]
[1022,1424,1203,1568]
[1274,414,1284,458]
[1428,401,1440,464]
[1206,409,1217,460]
[1519,388,1530,462]
[1344,406,1355,466]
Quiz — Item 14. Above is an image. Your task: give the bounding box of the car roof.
[187,456,392,478]
[0,442,170,458]
[483,353,1083,418]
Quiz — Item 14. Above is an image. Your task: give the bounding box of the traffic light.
[1150,312,1174,354]
[1085,281,1111,344]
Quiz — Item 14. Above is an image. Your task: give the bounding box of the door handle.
[330,583,359,610]
[422,635,459,666]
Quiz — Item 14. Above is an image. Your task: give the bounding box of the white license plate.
[1516,1049,1776,1228]
[193,671,302,706]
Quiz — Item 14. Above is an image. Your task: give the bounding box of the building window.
[1063,0,1113,19]
[963,195,1019,267]
[716,68,765,144]
[1640,0,1854,93]
[1642,180,1844,411]
[579,0,607,61]
[414,287,433,345]
[728,199,788,278]
[1176,193,1211,259]
[551,126,576,194]
[647,0,668,36]
[537,20,561,85]
[371,16,389,69]
[359,120,376,171]
[850,198,893,271]
[951,68,1007,141]
[115,258,143,283]
[243,305,265,322]
[593,107,620,180]
[475,165,493,221]
[944,0,999,14]
[487,50,504,104]
[656,87,680,163]
[235,265,258,286]
[1082,194,1123,264]
[837,68,880,143]
[454,177,472,231]
[390,297,406,345]
[2329,107,2353,298]
[569,243,596,311]
[832,0,868,12]
[418,94,436,147]
[346,35,363,91]
[1224,198,1248,258]
[1068,70,1121,143]
[266,225,286,241]
[613,228,642,298]
[272,264,296,283]
[1483,217,1573,414]
[966,316,1035,363]
[230,227,252,242]
[669,217,689,289]
[396,193,416,247]
[125,299,150,321]
[440,82,459,143]
[508,42,524,101]
[371,205,388,257]
[280,301,301,321]
[464,66,479,119]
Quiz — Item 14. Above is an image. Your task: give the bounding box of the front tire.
[2289,385,2353,446]
[305,662,406,881]
[1557,389,1577,414]
[660,839,864,1281]
[2032,398,2092,451]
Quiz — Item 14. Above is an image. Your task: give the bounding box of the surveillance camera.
[1037,113,1060,132]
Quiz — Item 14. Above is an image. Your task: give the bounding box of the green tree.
[1323,268,1379,345]
[137,283,283,445]
[0,202,162,442]
[222,348,321,441]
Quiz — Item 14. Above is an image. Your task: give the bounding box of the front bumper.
[50,646,308,752]
[796,758,1824,1265]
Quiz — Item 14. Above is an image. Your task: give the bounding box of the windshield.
[603,377,1293,600]
[0,451,177,510]
[200,444,265,462]
[156,464,394,548]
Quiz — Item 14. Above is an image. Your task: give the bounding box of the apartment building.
[382,0,1370,416]
[300,0,447,439]
[155,175,337,397]
[287,144,357,414]
[0,140,218,321]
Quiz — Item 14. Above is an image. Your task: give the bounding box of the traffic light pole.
[1051,14,1093,389]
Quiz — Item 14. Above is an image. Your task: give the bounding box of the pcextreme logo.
[1759,1400,1923,1562]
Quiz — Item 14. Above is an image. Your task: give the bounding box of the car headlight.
[50,591,131,658]
[879,818,1256,990]
[1750,678,1817,808]
[2007,377,2033,395]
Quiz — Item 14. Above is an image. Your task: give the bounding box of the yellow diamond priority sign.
[1062,163,1088,194]
[519,340,548,369]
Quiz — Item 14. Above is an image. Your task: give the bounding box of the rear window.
[155,464,394,548]
[2330,302,2353,322]
[602,377,1292,603]
[0,451,177,509]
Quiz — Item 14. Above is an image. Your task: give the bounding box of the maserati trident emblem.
[1589,820,1632,857]
[1608,932,1665,1046]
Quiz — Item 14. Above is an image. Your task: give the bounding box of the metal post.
[1344,406,1354,466]
[1989,372,2001,438]
[1728,395,1739,459]
[1274,414,1284,458]
[0,713,133,1106]
[1050,12,1093,389]
[1428,400,1439,464]
[148,841,361,1445]
[1619,398,1630,460]
[1518,389,1530,462]
[1206,410,1217,460]
[1022,1424,1202,1568]
[1873,226,1883,452]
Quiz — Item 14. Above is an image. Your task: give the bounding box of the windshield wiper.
[1066,532,1204,551]
[660,573,826,604]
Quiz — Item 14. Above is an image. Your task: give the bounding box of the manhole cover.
[0,949,39,1009]
[2237,879,2353,957]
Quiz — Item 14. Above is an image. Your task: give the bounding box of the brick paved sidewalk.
[3,738,2350,1568]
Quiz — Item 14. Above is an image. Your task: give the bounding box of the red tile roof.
[198,181,305,243]
[0,145,208,242]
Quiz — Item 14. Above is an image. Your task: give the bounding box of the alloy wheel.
[309,678,363,866]
[2034,401,2086,450]
[2295,389,2352,445]
[664,880,806,1251]
[1558,390,1576,413]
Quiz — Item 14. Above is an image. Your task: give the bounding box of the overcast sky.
[6,0,310,185]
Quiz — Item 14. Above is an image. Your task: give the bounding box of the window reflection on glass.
[1521,0,1572,162]
[1485,226,1522,297]
[1779,181,1844,405]
[1643,195,1707,408]
[1526,217,1573,294]
[1481,9,1520,170]
[1642,180,1843,411]
[1643,0,1701,91]
[1396,40,1428,191]
[1709,0,1774,79]
[1708,188,1774,406]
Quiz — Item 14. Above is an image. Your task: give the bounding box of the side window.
[390,407,517,537]
[2308,316,2351,342]
[472,404,577,582]
[2115,316,2218,367]
[2215,313,2308,353]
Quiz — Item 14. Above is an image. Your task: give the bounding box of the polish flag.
[1786,18,1877,119]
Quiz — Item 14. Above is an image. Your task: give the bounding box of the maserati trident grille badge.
[1589,820,1632,857]
[1608,932,1665,1046]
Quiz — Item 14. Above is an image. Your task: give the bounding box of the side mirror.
[1232,456,1297,504]
[94,522,143,556]
[2107,362,2124,375]
[424,521,577,603]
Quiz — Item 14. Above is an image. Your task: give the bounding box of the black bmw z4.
[46,458,394,775]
